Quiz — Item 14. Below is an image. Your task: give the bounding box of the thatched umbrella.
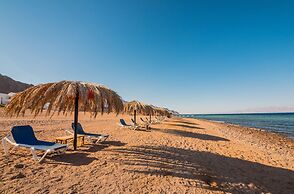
[123,100,154,124]
[150,106,172,120]
[6,80,124,150]
[157,108,171,117]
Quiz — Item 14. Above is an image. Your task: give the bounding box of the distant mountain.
[0,74,33,93]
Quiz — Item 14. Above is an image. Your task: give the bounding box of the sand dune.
[0,110,293,193]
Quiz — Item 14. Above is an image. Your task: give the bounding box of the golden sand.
[0,110,293,193]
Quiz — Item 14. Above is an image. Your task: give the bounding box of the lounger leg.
[90,137,97,144]
[97,136,108,143]
[38,150,50,162]
[31,148,39,161]
[59,147,67,154]
[103,136,109,142]
[31,148,51,163]
[52,147,67,155]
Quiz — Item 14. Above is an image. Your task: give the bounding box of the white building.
[0,93,9,104]
[0,92,16,105]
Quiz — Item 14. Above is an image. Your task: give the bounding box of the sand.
[0,109,293,194]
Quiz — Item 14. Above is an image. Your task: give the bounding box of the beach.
[0,109,293,194]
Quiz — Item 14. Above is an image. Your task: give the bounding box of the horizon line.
[179,111,294,115]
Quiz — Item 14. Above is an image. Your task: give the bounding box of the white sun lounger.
[2,125,67,162]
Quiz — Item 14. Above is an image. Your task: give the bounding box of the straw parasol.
[151,106,172,119]
[6,80,124,150]
[123,100,154,124]
[158,108,172,117]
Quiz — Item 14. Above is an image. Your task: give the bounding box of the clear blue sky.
[1,0,294,113]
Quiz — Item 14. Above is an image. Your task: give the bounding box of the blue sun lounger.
[2,125,67,162]
[119,119,138,130]
[71,123,109,143]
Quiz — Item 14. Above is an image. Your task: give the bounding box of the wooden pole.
[73,89,79,150]
[149,114,151,123]
[134,109,137,124]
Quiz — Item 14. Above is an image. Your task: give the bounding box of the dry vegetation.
[5,81,124,117]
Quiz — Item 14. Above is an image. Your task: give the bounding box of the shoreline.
[187,118,294,161]
[182,116,294,140]
[189,118,294,143]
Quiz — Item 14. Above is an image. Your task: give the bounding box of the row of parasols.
[5,80,174,149]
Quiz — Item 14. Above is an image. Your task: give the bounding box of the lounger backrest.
[11,125,38,144]
[120,119,127,126]
[71,123,85,134]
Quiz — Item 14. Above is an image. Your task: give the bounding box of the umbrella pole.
[73,90,79,150]
[134,110,136,124]
[149,114,151,123]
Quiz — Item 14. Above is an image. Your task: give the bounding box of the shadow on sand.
[169,123,204,129]
[50,140,127,165]
[153,128,229,141]
[101,140,127,147]
[50,152,96,166]
[169,120,200,126]
[111,145,294,193]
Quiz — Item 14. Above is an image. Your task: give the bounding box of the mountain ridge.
[0,74,33,93]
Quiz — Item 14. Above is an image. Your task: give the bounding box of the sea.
[180,112,294,139]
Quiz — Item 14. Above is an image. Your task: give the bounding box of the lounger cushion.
[72,123,85,134]
[11,125,38,144]
[120,119,132,126]
[11,125,67,151]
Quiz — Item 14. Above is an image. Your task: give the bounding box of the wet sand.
[0,109,293,193]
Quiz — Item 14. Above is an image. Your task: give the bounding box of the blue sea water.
[181,113,294,138]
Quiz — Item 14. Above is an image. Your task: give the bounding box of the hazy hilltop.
[0,74,33,93]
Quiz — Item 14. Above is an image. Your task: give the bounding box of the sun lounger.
[2,125,67,162]
[139,118,151,130]
[131,118,138,125]
[71,123,109,143]
[140,117,151,127]
[132,118,150,129]
[119,119,138,130]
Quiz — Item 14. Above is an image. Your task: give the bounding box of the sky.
[0,0,294,114]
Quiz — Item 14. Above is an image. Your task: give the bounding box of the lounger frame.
[65,130,108,144]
